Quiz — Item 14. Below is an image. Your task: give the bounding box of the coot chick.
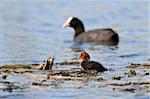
[63,16,119,45]
[79,51,107,72]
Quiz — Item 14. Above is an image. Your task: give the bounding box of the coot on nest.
[63,16,119,45]
[79,51,107,72]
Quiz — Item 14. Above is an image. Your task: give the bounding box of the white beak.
[62,16,73,28]
[62,22,70,28]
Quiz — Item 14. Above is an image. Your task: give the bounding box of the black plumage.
[63,16,119,45]
[81,61,107,72]
[79,51,107,72]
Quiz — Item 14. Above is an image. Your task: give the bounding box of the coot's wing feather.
[88,61,103,68]
[89,61,107,72]
[81,61,107,72]
[75,28,118,45]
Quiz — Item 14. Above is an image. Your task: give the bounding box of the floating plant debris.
[106,82,150,86]
[56,61,80,65]
[120,88,136,92]
[32,82,50,87]
[127,63,150,68]
[126,70,137,77]
[112,76,122,80]
[0,61,149,99]
[47,75,104,81]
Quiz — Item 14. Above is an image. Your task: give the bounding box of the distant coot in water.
[63,16,119,45]
[79,51,107,72]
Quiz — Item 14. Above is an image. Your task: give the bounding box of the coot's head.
[63,16,82,28]
[79,51,90,61]
[63,16,85,35]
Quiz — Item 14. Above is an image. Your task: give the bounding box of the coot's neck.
[81,60,86,64]
[81,60,89,67]
[74,23,85,37]
[81,60,90,63]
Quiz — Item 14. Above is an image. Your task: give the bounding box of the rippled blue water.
[0,0,149,99]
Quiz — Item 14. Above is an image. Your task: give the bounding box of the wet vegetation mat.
[0,62,150,98]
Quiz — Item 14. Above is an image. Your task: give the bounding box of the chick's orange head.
[79,51,90,61]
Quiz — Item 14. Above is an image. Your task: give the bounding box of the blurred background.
[0,0,149,65]
[0,0,150,99]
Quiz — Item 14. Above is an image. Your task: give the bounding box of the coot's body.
[63,16,119,45]
[74,28,119,45]
[79,51,107,72]
[81,60,107,72]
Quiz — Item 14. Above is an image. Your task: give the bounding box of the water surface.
[0,0,149,99]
